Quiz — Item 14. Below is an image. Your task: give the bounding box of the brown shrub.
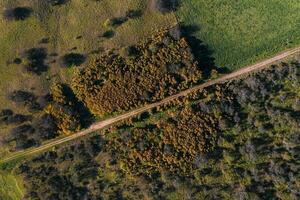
[72,30,202,117]
[110,107,218,174]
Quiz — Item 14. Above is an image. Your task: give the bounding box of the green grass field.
[0,171,24,200]
[177,0,300,70]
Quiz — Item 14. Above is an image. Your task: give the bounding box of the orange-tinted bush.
[72,30,202,117]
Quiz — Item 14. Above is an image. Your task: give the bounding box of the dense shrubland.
[0,0,174,156]
[109,106,218,174]
[2,90,59,150]
[45,83,82,135]
[72,29,202,117]
[2,82,92,151]
[0,2,177,198]
[45,83,93,135]
[17,62,300,199]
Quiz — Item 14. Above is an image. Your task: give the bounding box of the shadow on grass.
[23,48,49,75]
[4,7,32,21]
[180,24,230,79]
[61,53,86,67]
[59,84,95,128]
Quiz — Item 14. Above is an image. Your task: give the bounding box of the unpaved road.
[1,46,300,164]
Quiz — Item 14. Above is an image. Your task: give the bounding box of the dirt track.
[1,46,300,165]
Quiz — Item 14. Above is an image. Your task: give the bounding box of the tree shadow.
[102,30,115,39]
[4,7,32,21]
[180,24,230,79]
[156,0,181,13]
[8,90,41,112]
[126,10,143,19]
[48,0,69,6]
[61,53,86,67]
[59,84,94,128]
[110,17,128,27]
[23,48,49,75]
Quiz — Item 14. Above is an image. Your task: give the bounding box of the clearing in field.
[176,0,300,70]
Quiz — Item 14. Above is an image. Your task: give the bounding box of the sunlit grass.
[0,171,24,200]
[177,0,300,70]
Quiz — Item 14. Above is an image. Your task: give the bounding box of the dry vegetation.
[0,0,175,157]
[72,29,202,117]
[1,0,300,199]
[13,62,300,199]
[110,106,218,174]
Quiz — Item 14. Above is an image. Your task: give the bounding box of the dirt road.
[1,46,300,165]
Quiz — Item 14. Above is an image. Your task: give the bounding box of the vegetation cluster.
[110,106,218,174]
[45,83,82,135]
[15,62,300,199]
[1,0,300,199]
[1,90,59,150]
[45,83,93,135]
[72,30,202,117]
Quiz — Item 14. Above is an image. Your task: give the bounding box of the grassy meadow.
[0,171,24,200]
[177,0,300,70]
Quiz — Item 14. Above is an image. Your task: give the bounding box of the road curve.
[1,46,300,164]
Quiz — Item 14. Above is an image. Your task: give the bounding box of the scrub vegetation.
[0,0,176,157]
[0,1,175,197]
[14,62,300,199]
[1,0,300,199]
[72,29,202,117]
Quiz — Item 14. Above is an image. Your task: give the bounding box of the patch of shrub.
[9,124,35,138]
[48,0,69,6]
[0,109,13,118]
[155,0,180,13]
[109,17,127,27]
[8,90,35,105]
[102,30,115,39]
[5,124,37,150]
[61,53,86,67]
[110,106,218,174]
[45,84,81,135]
[39,38,49,44]
[23,48,48,75]
[126,9,142,19]
[72,29,202,117]
[5,114,32,125]
[45,83,92,135]
[13,58,22,64]
[119,45,139,58]
[33,114,59,140]
[8,90,41,112]
[4,7,32,21]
